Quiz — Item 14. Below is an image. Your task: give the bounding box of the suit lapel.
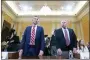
[60,28,65,38]
[29,26,32,40]
[68,28,71,40]
[35,26,38,39]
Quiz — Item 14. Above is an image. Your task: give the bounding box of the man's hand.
[38,55,43,59]
[18,57,21,59]
[57,48,62,56]
[38,50,44,56]
[18,49,23,59]
[73,48,77,53]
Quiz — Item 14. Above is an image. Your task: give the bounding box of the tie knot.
[63,27,66,29]
[64,28,67,31]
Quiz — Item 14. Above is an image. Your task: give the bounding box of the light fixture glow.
[40,5,51,15]
[19,4,32,11]
[61,7,64,10]
[5,1,88,16]
[66,5,72,11]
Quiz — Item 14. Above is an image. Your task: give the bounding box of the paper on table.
[2,52,8,59]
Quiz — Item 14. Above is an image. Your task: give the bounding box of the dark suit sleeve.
[50,35,54,46]
[54,30,61,49]
[19,27,27,49]
[72,29,77,48]
[40,27,45,51]
[13,36,20,43]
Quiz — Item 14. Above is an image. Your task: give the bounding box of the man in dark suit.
[55,20,77,57]
[50,31,57,56]
[19,16,45,58]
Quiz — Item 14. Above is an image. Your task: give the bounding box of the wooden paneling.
[2,11,13,25]
[81,13,89,44]
[16,21,73,39]
[40,21,52,37]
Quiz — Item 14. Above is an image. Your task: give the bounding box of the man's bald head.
[61,20,68,29]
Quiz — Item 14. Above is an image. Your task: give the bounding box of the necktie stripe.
[30,26,36,45]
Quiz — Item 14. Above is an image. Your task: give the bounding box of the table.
[8,52,80,59]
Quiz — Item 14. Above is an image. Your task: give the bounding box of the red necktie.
[64,29,70,46]
[30,26,35,45]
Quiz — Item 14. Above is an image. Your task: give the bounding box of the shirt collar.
[32,24,37,27]
[62,27,67,30]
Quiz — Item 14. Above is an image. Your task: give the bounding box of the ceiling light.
[40,5,51,14]
[19,4,32,11]
[61,6,64,10]
[22,5,28,11]
[29,7,32,10]
[66,5,72,11]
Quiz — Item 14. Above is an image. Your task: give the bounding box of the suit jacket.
[7,35,20,51]
[20,26,45,56]
[50,35,56,46]
[11,35,20,44]
[55,28,77,51]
